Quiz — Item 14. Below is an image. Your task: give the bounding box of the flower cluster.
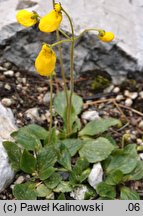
[16,3,115,77]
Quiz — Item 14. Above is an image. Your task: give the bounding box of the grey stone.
[81,110,100,121]
[0,0,143,83]
[0,102,17,192]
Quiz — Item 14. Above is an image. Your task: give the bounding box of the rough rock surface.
[0,102,17,192]
[0,0,143,83]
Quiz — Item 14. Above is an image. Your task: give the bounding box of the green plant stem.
[59,29,71,39]
[49,75,53,143]
[75,28,101,41]
[51,39,72,47]
[52,0,70,134]
[62,8,75,134]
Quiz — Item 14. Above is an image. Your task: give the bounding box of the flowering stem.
[51,39,72,47]
[74,28,101,41]
[62,8,75,134]
[52,0,70,135]
[49,75,53,143]
[59,29,71,39]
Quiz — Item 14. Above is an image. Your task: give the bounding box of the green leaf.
[69,157,90,184]
[36,184,52,197]
[123,161,143,181]
[120,187,140,200]
[96,182,116,199]
[44,172,62,189]
[79,137,114,163]
[105,170,123,185]
[14,130,41,151]
[37,145,57,180]
[22,124,48,140]
[13,182,37,200]
[54,181,73,193]
[57,143,71,171]
[54,91,83,129]
[106,144,138,174]
[62,139,83,156]
[20,150,36,174]
[57,193,66,200]
[79,118,120,136]
[39,166,55,181]
[3,141,21,171]
[54,91,83,118]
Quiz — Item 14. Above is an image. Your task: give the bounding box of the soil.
[0,61,143,199]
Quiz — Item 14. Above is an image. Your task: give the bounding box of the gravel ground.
[0,61,143,199]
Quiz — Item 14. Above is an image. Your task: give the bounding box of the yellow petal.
[98,31,114,42]
[35,44,56,76]
[16,10,38,27]
[39,10,62,33]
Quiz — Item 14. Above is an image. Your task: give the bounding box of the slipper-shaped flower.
[35,44,56,76]
[98,30,114,42]
[39,6,62,33]
[16,10,38,27]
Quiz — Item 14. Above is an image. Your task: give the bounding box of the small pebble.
[124,90,138,100]
[4,83,11,90]
[125,98,133,106]
[104,85,114,93]
[43,92,55,104]
[3,62,12,69]
[113,87,120,93]
[14,176,25,184]
[0,66,7,71]
[81,110,100,121]
[22,77,27,84]
[1,98,12,107]
[4,70,14,77]
[116,94,124,102]
[139,121,143,130]
[137,138,143,145]
[139,153,143,160]
[139,91,143,99]
[15,72,20,77]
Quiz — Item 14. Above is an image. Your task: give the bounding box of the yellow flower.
[39,9,62,33]
[16,10,38,27]
[98,30,114,42]
[35,44,56,76]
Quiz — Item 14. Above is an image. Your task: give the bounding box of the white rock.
[25,107,41,123]
[125,98,133,107]
[124,90,138,100]
[113,87,120,94]
[43,92,55,104]
[139,91,143,99]
[1,98,12,107]
[88,163,103,189]
[4,70,14,77]
[81,110,100,121]
[136,138,143,145]
[70,185,88,200]
[139,121,143,130]
[0,102,17,192]
[139,153,143,160]
[103,85,114,93]
[116,94,124,102]
[4,83,11,91]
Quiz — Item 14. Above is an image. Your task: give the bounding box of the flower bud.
[35,44,56,76]
[54,3,62,12]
